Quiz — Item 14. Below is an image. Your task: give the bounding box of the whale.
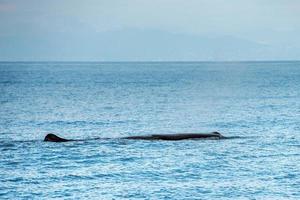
[44,133,72,142]
[44,132,225,142]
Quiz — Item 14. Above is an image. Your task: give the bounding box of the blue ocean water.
[0,62,299,199]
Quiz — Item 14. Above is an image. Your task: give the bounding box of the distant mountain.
[0,29,298,61]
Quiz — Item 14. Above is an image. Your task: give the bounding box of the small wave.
[0,142,16,151]
[0,142,15,148]
[36,120,139,126]
[0,80,22,84]
[37,120,109,126]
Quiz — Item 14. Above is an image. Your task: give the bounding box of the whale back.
[151,132,224,140]
[44,133,69,142]
[211,131,225,138]
[44,132,225,142]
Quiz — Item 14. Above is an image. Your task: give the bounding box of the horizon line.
[1,60,300,63]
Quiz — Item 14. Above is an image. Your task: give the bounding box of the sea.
[0,61,299,199]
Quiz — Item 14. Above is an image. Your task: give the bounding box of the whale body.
[44,132,225,142]
[44,133,71,142]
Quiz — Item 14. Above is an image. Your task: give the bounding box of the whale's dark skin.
[44,133,72,142]
[44,132,225,142]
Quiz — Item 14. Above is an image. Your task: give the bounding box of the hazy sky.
[0,0,299,61]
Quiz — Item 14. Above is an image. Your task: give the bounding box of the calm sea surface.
[0,62,299,199]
